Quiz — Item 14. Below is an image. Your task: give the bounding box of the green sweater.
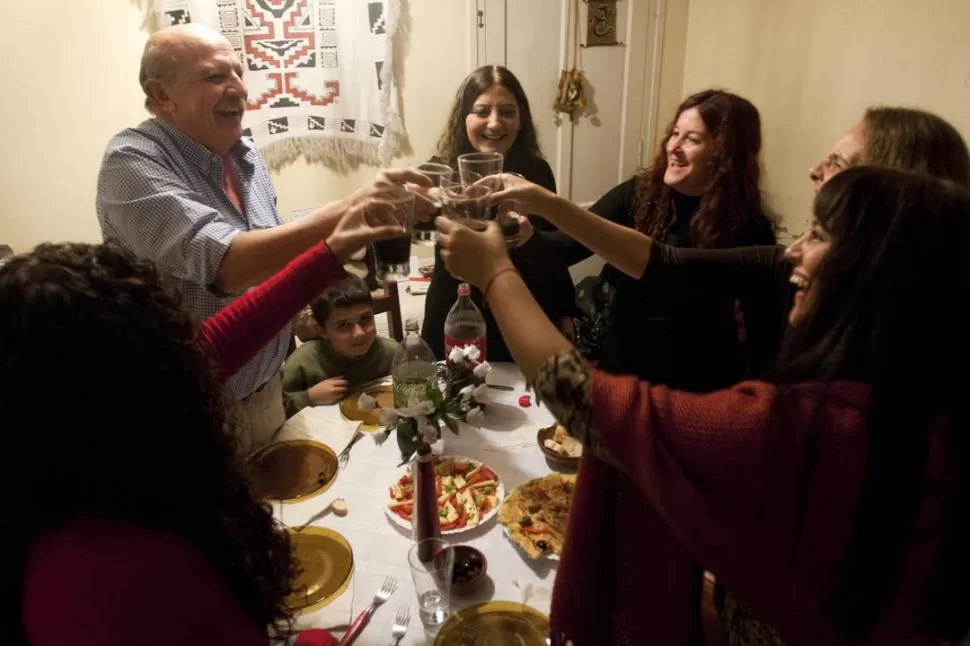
[281,337,399,417]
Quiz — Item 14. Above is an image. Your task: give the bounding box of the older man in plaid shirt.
[97,24,428,453]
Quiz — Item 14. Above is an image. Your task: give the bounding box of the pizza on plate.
[387,458,501,531]
[499,473,576,558]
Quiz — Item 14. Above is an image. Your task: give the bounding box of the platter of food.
[385,456,504,534]
[498,472,576,559]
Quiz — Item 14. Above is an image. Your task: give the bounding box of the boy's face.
[321,304,377,358]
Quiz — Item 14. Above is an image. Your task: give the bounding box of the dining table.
[272,362,563,645]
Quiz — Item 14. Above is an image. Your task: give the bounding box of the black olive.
[519,516,533,527]
[527,503,541,513]
[536,540,548,551]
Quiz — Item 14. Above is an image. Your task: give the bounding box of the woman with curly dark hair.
[527,88,775,391]
[502,106,970,382]
[421,65,577,361]
[0,197,407,646]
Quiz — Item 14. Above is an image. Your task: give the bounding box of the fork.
[339,575,397,646]
[389,606,410,645]
[338,425,364,468]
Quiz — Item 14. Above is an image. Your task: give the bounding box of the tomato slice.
[466,467,498,486]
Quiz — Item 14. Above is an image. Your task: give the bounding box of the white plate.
[384,454,505,536]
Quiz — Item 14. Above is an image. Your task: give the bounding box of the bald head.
[140,24,233,113]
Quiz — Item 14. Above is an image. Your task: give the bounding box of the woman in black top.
[499,106,970,384]
[421,66,575,362]
[525,89,776,392]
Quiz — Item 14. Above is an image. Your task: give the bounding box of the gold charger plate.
[339,378,394,427]
[249,439,338,503]
[286,527,354,612]
[433,601,550,645]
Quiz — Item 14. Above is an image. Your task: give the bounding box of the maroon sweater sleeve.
[24,519,269,646]
[589,372,776,571]
[198,242,348,382]
[587,371,874,630]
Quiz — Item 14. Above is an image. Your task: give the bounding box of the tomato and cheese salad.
[387,458,502,531]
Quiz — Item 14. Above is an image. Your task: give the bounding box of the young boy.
[282,276,399,417]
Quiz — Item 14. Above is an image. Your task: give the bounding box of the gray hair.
[139,40,177,115]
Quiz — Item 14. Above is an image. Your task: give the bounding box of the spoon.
[293,497,348,532]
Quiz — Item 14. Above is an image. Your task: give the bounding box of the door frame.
[467,0,665,201]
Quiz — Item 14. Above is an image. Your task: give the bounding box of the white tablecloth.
[274,363,559,645]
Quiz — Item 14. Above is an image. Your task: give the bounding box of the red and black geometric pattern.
[155,0,401,168]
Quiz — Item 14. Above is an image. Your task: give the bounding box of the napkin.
[274,405,360,455]
[407,278,430,295]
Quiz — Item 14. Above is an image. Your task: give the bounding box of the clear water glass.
[408,537,454,633]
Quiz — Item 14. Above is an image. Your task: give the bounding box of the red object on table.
[518,394,532,407]
[294,629,337,646]
[413,446,442,559]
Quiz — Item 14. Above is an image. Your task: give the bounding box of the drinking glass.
[457,151,503,185]
[440,184,493,232]
[413,162,454,243]
[458,153,522,245]
[372,188,415,283]
[408,538,455,633]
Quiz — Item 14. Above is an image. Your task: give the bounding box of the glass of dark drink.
[372,188,415,284]
[440,183,493,232]
[413,162,454,243]
[458,153,520,247]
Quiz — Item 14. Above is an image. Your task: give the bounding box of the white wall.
[0,0,471,253]
[681,0,970,240]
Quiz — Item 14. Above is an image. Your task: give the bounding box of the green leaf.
[443,413,460,435]
[426,380,443,407]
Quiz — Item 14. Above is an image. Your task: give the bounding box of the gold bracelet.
[483,266,520,302]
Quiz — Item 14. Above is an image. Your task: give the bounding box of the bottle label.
[444,334,487,362]
[393,378,434,409]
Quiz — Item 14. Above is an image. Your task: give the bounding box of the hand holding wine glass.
[435,216,514,291]
[479,173,557,218]
[351,168,437,220]
[325,197,408,263]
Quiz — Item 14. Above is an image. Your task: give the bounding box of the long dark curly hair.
[435,65,545,175]
[775,168,970,640]
[633,88,773,247]
[0,243,296,644]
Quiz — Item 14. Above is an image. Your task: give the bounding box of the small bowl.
[451,545,488,595]
[537,425,581,470]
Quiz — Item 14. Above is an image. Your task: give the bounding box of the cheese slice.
[440,500,459,524]
[460,490,481,525]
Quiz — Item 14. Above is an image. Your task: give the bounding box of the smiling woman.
[527,88,776,392]
[421,65,577,364]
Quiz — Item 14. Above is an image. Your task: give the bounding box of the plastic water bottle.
[443,283,487,361]
[391,319,437,409]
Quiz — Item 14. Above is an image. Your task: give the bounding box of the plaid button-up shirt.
[96,118,289,399]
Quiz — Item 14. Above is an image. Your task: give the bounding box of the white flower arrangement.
[357,346,491,462]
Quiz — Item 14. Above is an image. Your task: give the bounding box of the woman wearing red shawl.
[436,166,970,645]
